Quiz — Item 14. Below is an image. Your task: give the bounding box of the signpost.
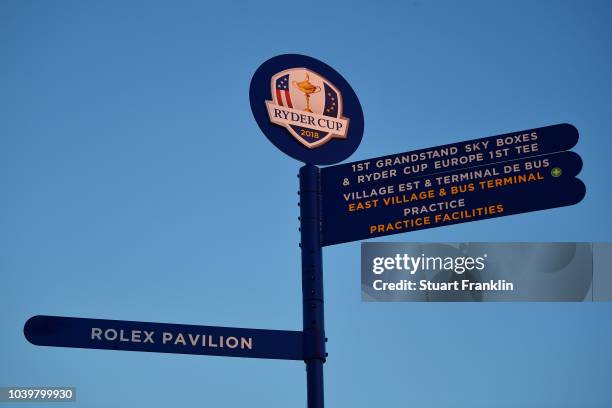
[250,54,365,408]
[24,54,586,408]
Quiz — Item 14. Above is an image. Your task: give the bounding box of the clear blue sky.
[1,1,611,407]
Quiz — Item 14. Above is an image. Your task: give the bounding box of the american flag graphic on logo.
[275,74,294,108]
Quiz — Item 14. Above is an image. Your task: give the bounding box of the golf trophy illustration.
[293,73,321,113]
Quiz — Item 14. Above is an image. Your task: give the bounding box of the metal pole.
[299,164,326,408]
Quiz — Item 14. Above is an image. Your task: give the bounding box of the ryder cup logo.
[266,68,349,149]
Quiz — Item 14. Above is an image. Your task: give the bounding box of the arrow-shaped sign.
[321,150,585,245]
[24,315,304,361]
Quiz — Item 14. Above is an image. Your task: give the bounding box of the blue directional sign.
[24,315,304,361]
[320,124,585,246]
[321,123,578,190]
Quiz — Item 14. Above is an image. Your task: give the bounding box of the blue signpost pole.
[299,164,326,408]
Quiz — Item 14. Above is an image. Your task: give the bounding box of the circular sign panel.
[250,54,364,165]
